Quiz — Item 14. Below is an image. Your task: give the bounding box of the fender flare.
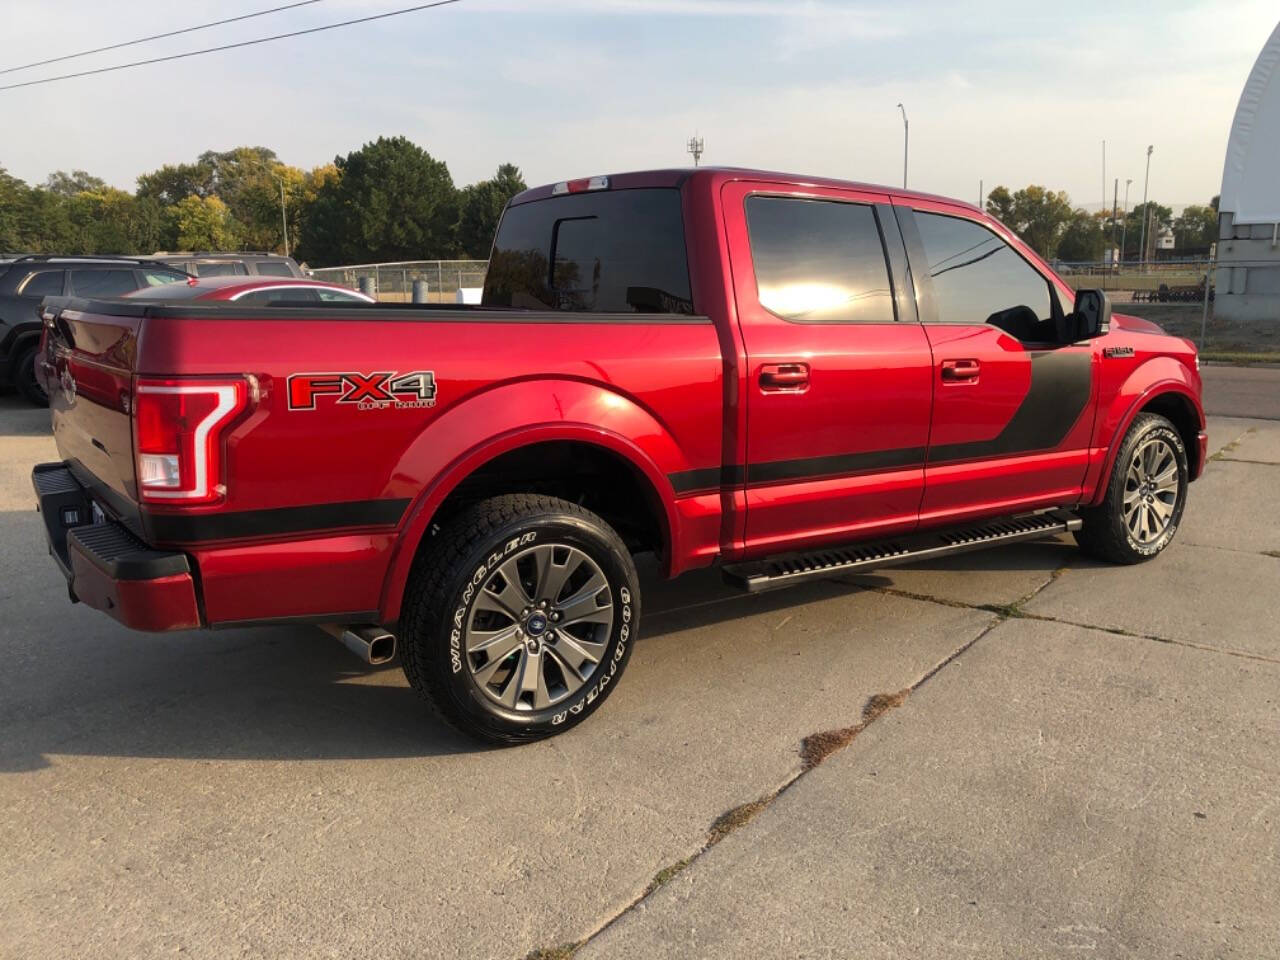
[377,378,697,622]
[1086,360,1204,506]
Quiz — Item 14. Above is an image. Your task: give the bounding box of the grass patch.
[979,601,1025,618]
[707,798,771,846]
[800,687,910,770]
[1264,551,1280,560]
[642,856,694,897]
[1210,428,1255,461]
[1200,351,1280,365]
[525,944,581,960]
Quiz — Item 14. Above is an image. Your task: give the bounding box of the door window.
[913,211,1055,340]
[745,196,895,324]
[253,262,294,277]
[18,270,65,297]
[70,269,139,297]
[194,261,247,277]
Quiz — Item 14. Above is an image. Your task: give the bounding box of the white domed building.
[1217,20,1280,322]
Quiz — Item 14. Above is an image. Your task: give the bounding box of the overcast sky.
[2,1,1275,209]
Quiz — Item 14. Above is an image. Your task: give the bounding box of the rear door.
[722,180,934,556]
[896,201,1098,525]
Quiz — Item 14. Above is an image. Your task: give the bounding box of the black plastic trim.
[145,498,411,544]
[749,447,926,485]
[68,523,190,580]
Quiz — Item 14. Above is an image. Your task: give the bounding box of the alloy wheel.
[1123,436,1180,545]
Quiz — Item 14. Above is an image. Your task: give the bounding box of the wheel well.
[1140,392,1201,475]
[428,441,668,560]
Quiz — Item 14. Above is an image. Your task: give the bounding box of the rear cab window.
[483,188,694,314]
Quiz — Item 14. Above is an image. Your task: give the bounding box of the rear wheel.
[1075,412,1188,564]
[400,494,639,744]
[14,345,48,407]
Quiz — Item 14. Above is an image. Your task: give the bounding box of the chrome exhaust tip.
[321,624,396,665]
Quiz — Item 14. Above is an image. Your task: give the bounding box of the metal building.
[1217,20,1280,322]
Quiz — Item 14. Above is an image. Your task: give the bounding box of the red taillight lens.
[133,378,248,504]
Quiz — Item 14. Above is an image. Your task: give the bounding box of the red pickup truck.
[33,167,1205,743]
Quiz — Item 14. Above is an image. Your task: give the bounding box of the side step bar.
[722,510,1082,593]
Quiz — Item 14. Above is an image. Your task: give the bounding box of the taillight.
[133,378,248,503]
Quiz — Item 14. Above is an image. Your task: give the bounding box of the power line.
[0,0,328,76]
[0,0,462,92]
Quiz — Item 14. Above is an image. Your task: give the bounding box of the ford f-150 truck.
[32,167,1206,743]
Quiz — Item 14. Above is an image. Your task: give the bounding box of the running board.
[722,510,1082,593]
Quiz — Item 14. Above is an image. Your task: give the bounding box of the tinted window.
[745,197,895,324]
[237,287,321,304]
[914,212,1052,330]
[195,261,246,277]
[70,269,139,297]
[483,188,693,313]
[254,261,294,277]
[316,288,367,302]
[19,270,65,297]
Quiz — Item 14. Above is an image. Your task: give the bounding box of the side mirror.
[1072,288,1111,338]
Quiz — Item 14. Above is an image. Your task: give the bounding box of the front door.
[721,180,934,556]
[895,201,1099,526]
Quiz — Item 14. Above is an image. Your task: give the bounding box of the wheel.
[400,494,639,744]
[14,344,48,407]
[1075,412,1188,564]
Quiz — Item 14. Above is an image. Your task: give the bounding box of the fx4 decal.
[287,371,437,411]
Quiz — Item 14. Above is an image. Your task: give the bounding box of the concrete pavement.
[1,365,1278,959]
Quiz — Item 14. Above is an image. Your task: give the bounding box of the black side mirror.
[1072,288,1111,339]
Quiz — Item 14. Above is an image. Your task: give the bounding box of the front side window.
[914,211,1053,339]
[141,269,188,287]
[745,196,895,324]
[70,269,139,297]
[316,288,368,302]
[484,188,693,314]
[19,270,65,297]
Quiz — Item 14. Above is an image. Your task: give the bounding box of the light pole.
[1120,178,1132,263]
[275,175,289,259]
[896,102,908,188]
[1138,145,1153,270]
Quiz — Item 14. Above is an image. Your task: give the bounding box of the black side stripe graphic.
[667,349,1093,492]
[147,498,410,543]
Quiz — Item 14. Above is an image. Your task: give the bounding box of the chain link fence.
[308,260,488,303]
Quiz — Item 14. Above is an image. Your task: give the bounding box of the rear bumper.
[32,463,202,631]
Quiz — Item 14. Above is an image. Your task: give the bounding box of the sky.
[2,0,1276,211]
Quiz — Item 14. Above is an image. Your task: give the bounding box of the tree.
[1057,209,1106,262]
[297,136,458,266]
[1123,202,1173,259]
[43,169,108,197]
[136,160,216,207]
[0,166,31,251]
[173,195,237,250]
[455,163,527,258]
[985,186,1015,224]
[1173,204,1217,252]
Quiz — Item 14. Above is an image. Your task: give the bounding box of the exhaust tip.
[366,631,396,665]
[321,623,397,665]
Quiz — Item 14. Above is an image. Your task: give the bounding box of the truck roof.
[509,166,981,213]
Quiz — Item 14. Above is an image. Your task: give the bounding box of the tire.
[13,344,48,407]
[400,494,640,744]
[1075,412,1188,564]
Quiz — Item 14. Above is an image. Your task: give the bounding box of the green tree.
[0,166,31,251]
[136,160,216,207]
[1123,202,1173,258]
[1173,204,1217,251]
[455,163,527,258]
[43,169,108,197]
[984,185,1015,224]
[297,136,458,266]
[173,195,237,250]
[1056,209,1106,262]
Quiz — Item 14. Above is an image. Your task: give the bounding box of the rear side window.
[195,261,246,277]
[483,188,693,313]
[745,197,895,324]
[70,269,139,297]
[253,261,294,277]
[18,270,65,297]
[140,268,188,287]
[914,212,1052,327]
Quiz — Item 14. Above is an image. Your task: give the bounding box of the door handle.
[759,362,810,391]
[940,359,980,383]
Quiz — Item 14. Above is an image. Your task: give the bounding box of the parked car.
[1,255,189,405]
[32,167,1205,743]
[149,251,307,279]
[124,275,375,304]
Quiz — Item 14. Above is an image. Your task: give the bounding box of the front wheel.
[400,494,640,744]
[1075,412,1188,564]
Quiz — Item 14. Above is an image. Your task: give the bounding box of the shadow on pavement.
[0,393,50,436]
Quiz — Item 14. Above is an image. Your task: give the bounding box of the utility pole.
[897,103,908,188]
[1138,145,1153,270]
[686,135,704,167]
[275,176,289,259]
[978,179,983,211]
[1102,140,1106,222]
[1111,178,1119,266]
[1120,178,1132,264]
